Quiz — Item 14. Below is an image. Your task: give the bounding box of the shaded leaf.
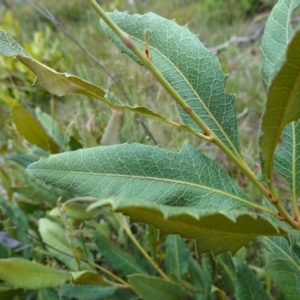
[58,284,116,300]
[70,270,106,285]
[261,236,300,300]
[261,0,300,90]
[88,198,286,255]
[0,258,68,289]
[128,274,188,300]
[101,11,241,157]
[260,30,300,180]
[233,258,270,300]
[274,120,300,191]
[0,94,60,153]
[95,232,146,275]
[26,143,254,211]
[165,235,189,278]
[38,218,91,270]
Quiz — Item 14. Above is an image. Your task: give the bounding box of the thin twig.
[20,0,158,145]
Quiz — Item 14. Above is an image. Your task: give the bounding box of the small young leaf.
[261,0,300,90]
[101,11,241,157]
[26,143,255,211]
[233,258,270,300]
[88,198,286,255]
[165,235,189,278]
[0,258,68,289]
[95,232,146,275]
[260,30,300,180]
[58,284,116,300]
[128,274,189,300]
[261,236,300,300]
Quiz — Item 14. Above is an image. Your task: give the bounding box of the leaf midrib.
[35,168,256,207]
[129,33,240,157]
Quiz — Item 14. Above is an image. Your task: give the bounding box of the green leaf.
[0,286,23,300]
[35,107,65,150]
[101,11,241,157]
[165,235,189,278]
[26,143,254,210]
[88,198,286,255]
[274,120,300,191]
[0,258,68,289]
[128,274,189,300]
[70,270,106,285]
[0,94,60,153]
[38,218,90,271]
[261,236,300,300]
[0,30,203,138]
[260,30,300,180]
[233,258,270,300]
[261,0,300,90]
[58,284,116,300]
[95,232,146,275]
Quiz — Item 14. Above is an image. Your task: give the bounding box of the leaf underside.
[88,198,286,256]
[101,11,241,157]
[26,143,253,210]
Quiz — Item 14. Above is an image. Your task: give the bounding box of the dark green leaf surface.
[128,274,188,300]
[261,0,300,90]
[165,235,189,278]
[233,258,270,300]
[58,284,116,300]
[0,258,68,289]
[101,11,240,156]
[88,198,286,255]
[260,30,300,180]
[262,236,300,300]
[274,120,300,192]
[26,143,254,210]
[95,233,146,275]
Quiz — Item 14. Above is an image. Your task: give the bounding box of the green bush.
[0,0,300,299]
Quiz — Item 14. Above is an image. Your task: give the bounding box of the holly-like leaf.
[88,198,286,255]
[260,30,300,180]
[165,235,189,278]
[101,11,241,157]
[26,143,255,210]
[261,0,300,90]
[274,120,300,194]
[261,237,300,300]
[0,30,202,138]
[95,233,146,275]
[233,258,270,300]
[128,274,189,300]
[0,258,68,289]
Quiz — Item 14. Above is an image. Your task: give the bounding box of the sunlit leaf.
[101,11,241,157]
[0,258,68,289]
